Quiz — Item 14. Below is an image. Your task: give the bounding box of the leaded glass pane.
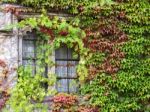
[68,48,79,59]
[22,40,35,58]
[68,48,73,59]
[56,79,68,92]
[68,61,78,78]
[23,32,35,39]
[55,61,67,77]
[55,47,67,59]
[69,79,78,93]
[22,31,37,75]
[22,60,36,75]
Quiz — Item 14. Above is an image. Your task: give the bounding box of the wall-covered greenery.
[1,0,150,111]
[80,0,150,111]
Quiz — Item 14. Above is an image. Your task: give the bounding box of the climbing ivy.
[2,0,113,14]
[4,66,56,112]
[80,0,150,112]
[2,15,91,111]
[1,0,150,111]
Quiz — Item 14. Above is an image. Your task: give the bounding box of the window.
[55,46,79,93]
[22,31,48,88]
[22,31,37,74]
[22,32,79,93]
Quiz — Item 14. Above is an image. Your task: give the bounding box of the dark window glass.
[22,31,37,75]
[55,46,79,93]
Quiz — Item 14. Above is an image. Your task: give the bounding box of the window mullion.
[67,47,69,93]
[34,39,36,75]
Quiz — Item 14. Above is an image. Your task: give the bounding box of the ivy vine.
[1,0,150,111]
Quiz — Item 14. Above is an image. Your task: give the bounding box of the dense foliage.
[1,0,150,111]
[2,0,113,14]
[81,0,150,111]
[4,66,56,112]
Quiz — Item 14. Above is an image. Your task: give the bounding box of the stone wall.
[0,10,18,88]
